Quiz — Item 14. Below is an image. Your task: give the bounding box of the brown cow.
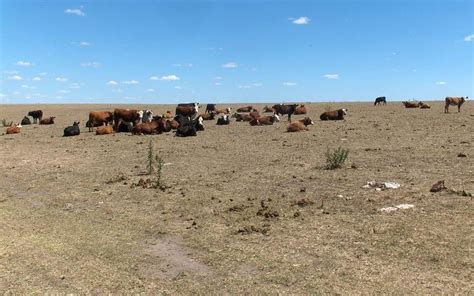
[88,111,113,131]
[162,111,173,119]
[113,109,143,131]
[320,109,347,121]
[445,97,467,113]
[39,117,56,124]
[249,114,280,126]
[236,106,254,112]
[175,103,199,117]
[263,105,274,113]
[402,101,419,108]
[6,124,21,134]
[232,113,253,122]
[168,119,179,129]
[215,107,231,114]
[132,117,170,135]
[294,104,307,115]
[419,102,431,109]
[96,125,113,135]
[200,112,216,120]
[287,117,314,132]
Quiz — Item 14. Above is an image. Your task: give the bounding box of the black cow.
[63,121,80,137]
[272,104,298,121]
[205,104,216,114]
[374,96,387,106]
[117,122,133,133]
[175,115,197,137]
[21,116,31,125]
[217,115,230,125]
[28,110,43,124]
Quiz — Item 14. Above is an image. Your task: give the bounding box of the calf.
[294,104,307,115]
[63,121,80,137]
[6,124,21,134]
[28,110,43,124]
[272,104,298,121]
[402,101,419,108]
[96,125,113,135]
[236,106,254,112]
[217,115,230,125]
[39,116,56,125]
[445,96,467,113]
[320,109,347,121]
[113,109,143,131]
[287,117,314,132]
[249,114,280,126]
[374,96,387,106]
[88,111,114,131]
[21,116,31,125]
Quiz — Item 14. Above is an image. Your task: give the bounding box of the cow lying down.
[287,117,314,132]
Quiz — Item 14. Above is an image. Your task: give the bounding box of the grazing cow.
[27,110,43,124]
[175,115,197,137]
[205,104,216,114]
[162,111,174,119]
[88,111,114,131]
[141,110,154,123]
[294,104,307,115]
[236,106,254,112]
[217,115,230,125]
[402,101,419,108]
[39,117,56,125]
[320,109,347,121]
[117,122,133,133]
[263,105,274,113]
[63,121,80,137]
[249,114,280,126]
[287,117,314,132]
[374,96,387,106]
[113,109,143,131]
[200,112,216,120]
[96,125,113,135]
[272,104,298,121]
[176,103,199,118]
[419,102,431,109]
[21,116,31,125]
[232,113,253,122]
[6,124,21,134]
[445,97,467,113]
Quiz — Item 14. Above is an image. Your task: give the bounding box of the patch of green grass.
[325,147,349,170]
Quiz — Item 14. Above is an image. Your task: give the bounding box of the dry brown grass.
[0,102,472,294]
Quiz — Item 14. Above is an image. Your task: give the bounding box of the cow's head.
[137,110,144,120]
[73,121,80,126]
[226,107,231,114]
[273,114,280,122]
[341,109,348,115]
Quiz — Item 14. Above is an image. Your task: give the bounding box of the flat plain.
[1,101,472,294]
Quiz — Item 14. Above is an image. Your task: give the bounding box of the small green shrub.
[325,147,349,170]
[1,119,13,127]
[145,139,165,189]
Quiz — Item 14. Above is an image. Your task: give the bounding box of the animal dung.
[380,204,415,213]
[430,180,446,192]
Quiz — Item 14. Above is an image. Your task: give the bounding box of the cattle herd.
[3,96,468,136]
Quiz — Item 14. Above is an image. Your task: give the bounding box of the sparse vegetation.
[1,119,13,127]
[145,139,165,189]
[325,146,349,169]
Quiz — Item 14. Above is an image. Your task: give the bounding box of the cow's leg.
[458,105,461,112]
[288,113,291,122]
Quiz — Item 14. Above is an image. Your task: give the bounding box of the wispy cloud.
[202,47,223,51]
[0,93,5,97]
[323,74,339,80]
[21,84,30,89]
[464,34,474,42]
[290,16,310,25]
[16,61,34,67]
[175,86,182,89]
[150,75,180,81]
[122,80,139,84]
[80,62,101,68]
[107,80,118,85]
[146,88,155,92]
[239,83,262,89]
[214,76,223,80]
[58,90,71,94]
[39,72,47,76]
[8,75,23,80]
[222,62,238,68]
[436,81,446,85]
[56,77,68,82]
[214,82,221,86]
[65,8,85,17]
[69,83,80,89]
[283,82,297,86]
[32,77,41,81]
[172,63,193,67]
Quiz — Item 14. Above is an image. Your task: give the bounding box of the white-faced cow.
[113,109,143,131]
[320,109,347,121]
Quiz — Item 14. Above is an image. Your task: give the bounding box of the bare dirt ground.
[1,102,472,294]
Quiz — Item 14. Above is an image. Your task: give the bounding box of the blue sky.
[0,0,472,104]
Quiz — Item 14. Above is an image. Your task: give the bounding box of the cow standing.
[28,110,43,124]
[272,104,298,121]
[113,109,143,131]
[374,97,387,106]
[88,111,114,132]
[445,97,467,113]
[205,104,216,114]
[175,103,199,119]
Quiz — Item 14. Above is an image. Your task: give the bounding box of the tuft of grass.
[146,140,154,175]
[145,139,165,189]
[325,147,349,170]
[1,119,13,127]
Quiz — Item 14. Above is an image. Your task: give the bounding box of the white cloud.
[16,61,33,67]
[55,96,64,99]
[151,75,180,81]
[436,81,446,85]
[323,74,339,80]
[464,34,474,42]
[8,75,23,80]
[175,86,182,89]
[0,93,5,97]
[3,70,19,74]
[172,63,193,67]
[39,72,47,76]
[149,76,159,80]
[214,82,221,86]
[32,77,41,81]
[69,83,80,89]
[239,83,263,89]
[13,91,21,95]
[58,90,71,94]
[122,80,139,84]
[292,16,310,25]
[222,62,238,68]
[21,84,30,89]
[283,82,297,86]
[80,62,101,67]
[65,8,85,16]
[79,41,91,46]
[107,80,118,85]
[146,88,155,92]
[112,88,123,93]
[56,77,68,82]
[214,76,223,80]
